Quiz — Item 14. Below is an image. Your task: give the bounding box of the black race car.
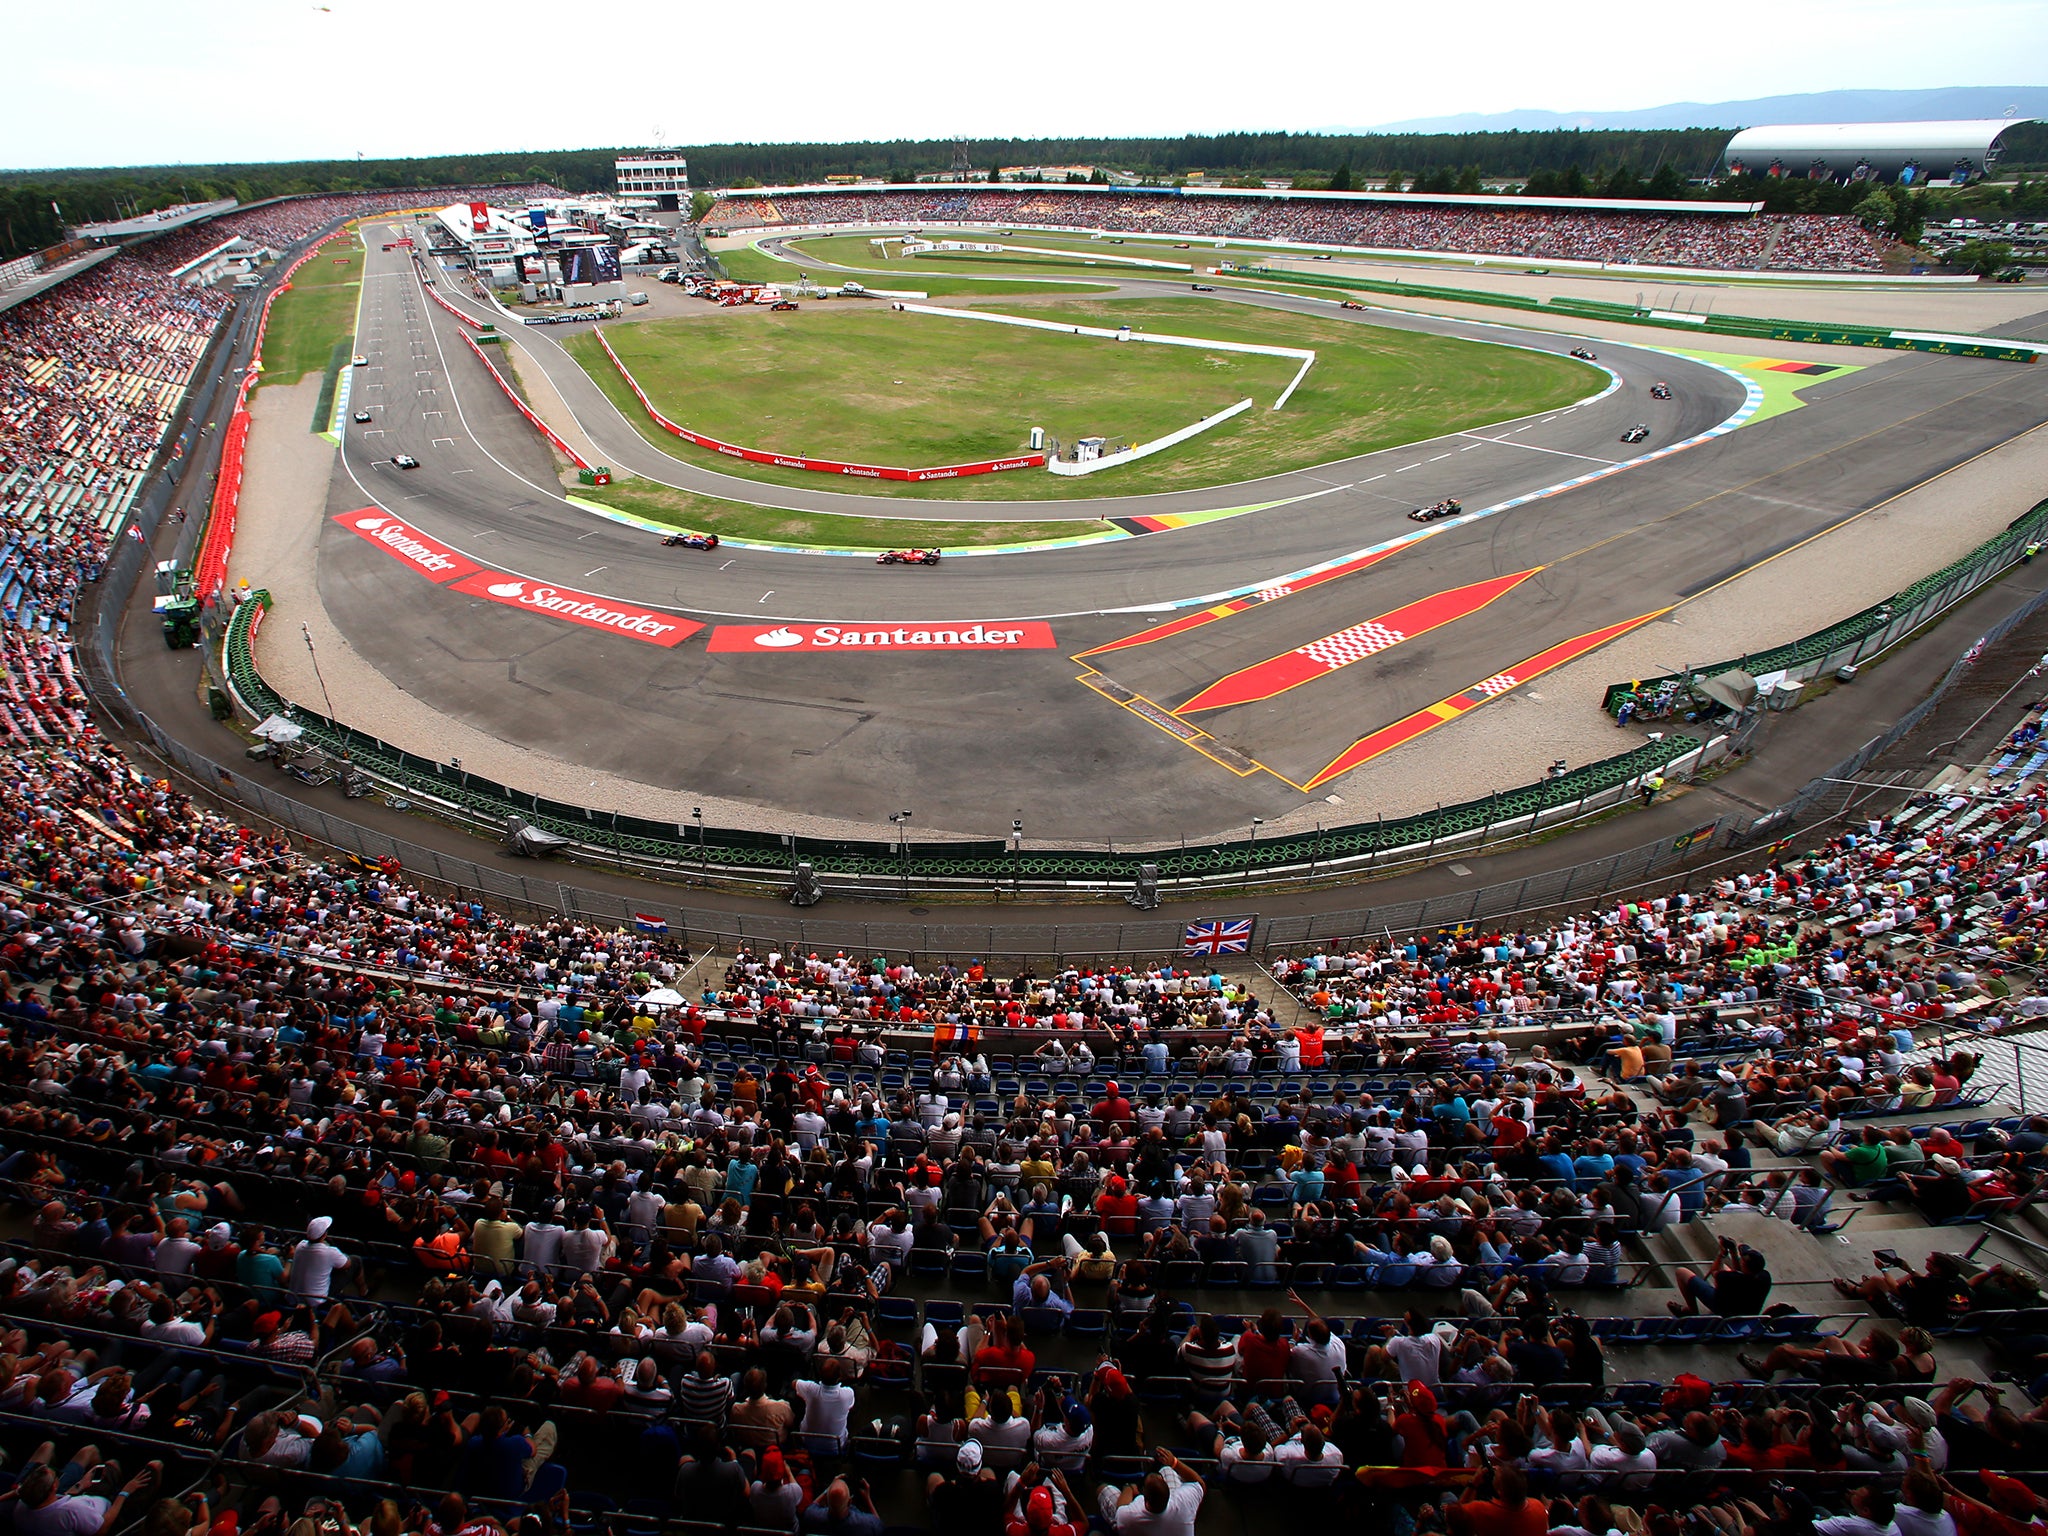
[1339,300,1366,310]
[352,410,372,423]
[1408,498,1463,523]
[1620,424,1650,444]
[390,454,419,469]
[1568,347,1597,361]
[876,548,940,566]
[663,532,720,550]
[1649,382,1672,400]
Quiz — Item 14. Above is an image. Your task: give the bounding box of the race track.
[303,225,2048,839]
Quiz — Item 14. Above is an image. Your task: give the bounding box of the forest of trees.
[3,123,2042,261]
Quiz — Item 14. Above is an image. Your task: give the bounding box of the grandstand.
[701,186,1894,273]
[0,172,2042,1536]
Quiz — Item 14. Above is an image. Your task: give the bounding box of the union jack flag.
[1183,916,1254,955]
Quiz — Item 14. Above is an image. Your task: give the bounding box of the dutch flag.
[633,913,668,935]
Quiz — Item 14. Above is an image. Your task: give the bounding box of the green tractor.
[154,561,201,650]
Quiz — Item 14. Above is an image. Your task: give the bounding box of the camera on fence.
[789,861,824,907]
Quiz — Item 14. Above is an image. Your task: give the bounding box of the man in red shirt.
[557,1353,627,1412]
[1091,1082,1133,1126]
[1006,1476,1084,1536]
[1094,1176,1139,1237]
[1234,1309,1294,1394]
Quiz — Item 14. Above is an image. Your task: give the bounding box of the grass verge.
[574,480,1108,549]
[309,340,349,432]
[261,239,364,385]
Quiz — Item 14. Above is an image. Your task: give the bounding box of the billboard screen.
[559,245,621,286]
[528,208,548,231]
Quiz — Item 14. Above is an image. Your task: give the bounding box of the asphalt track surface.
[312,225,2048,840]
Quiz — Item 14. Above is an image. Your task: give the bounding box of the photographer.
[1669,1235,1772,1317]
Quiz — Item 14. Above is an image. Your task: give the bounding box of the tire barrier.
[593,329,1046,482]
[459,331,590,470]
[1605,496,2048,719]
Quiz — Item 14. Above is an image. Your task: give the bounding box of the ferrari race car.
[876,549,941,566]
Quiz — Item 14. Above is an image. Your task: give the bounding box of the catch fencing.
[1606,498,2048,720]
[123,704,1759,960]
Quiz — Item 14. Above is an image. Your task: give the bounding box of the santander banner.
[469,201,490,233]
[451,572,701,648]
[335,510,480,583]
[707,621,1055,654]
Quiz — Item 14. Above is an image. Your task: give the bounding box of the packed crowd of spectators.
[0,795,2036,1535]
[698,188,1890,273]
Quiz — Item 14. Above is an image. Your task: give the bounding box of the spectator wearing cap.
[1032,1397,1094,1472]
[747,1447,806,1528]
[288,1217,352,1302]
[928,1439,1004,1528]
[1007,1473,1086,1536]
[1091,1082,1133,1126]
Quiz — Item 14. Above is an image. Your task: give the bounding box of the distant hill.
[1353,86,2048,135]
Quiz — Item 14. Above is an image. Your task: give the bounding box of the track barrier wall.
[211,578,1717,893]
[593,329,1047,482]
[191,231,347,603]
[460,331,591,470]
[1605,497,2048,718]
[1226,265,2043,362]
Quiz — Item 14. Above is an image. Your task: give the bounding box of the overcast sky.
[7,0,2044,170]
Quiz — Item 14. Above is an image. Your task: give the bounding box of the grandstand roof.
[0,245,123,318]
[1723,119,2036,179]
[711,182,1766,216]
[72,197,237,242]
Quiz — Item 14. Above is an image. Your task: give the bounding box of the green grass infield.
[565,295,1600,502]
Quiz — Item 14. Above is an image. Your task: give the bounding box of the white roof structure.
[1722,120,2035,181]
